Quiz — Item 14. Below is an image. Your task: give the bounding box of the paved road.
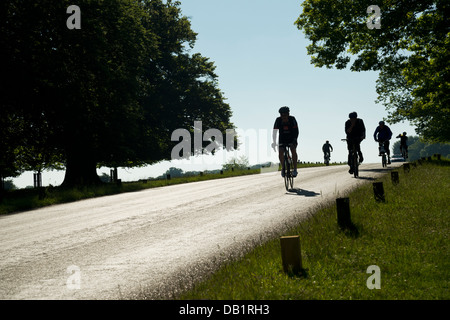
[0,163,401,299]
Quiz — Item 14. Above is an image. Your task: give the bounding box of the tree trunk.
[61,150,102,187]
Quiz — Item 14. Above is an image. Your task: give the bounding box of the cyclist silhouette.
[272,106,299,178]
[396,132,408,159]
[374,121,393,164]
[345,112,366,174]
[322,140,333,162]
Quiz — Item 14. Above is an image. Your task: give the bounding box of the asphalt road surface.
[0,163,401,299]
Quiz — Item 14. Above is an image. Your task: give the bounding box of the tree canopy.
[0,0,234,186]
[296,0,449,142]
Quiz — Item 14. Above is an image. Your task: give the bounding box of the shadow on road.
[359,167,391,174]
[287,188,320,197]
[354,176,376,181]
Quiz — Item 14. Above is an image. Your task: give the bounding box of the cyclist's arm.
[272,119,279,146]
[291,117,299,140]
[373,127,379,141]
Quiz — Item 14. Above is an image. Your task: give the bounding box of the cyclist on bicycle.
[396,132,408,159]
[373,121,393,164]
[345,112,366,174]
[322,140,333,161]
[272,106,299,178]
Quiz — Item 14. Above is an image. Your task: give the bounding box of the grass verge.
[178,159,449,300]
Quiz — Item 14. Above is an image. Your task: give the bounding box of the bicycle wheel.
[288,157,294,190]
[284,157,290,191]
[353,149,359,178]
[382,154,387,167]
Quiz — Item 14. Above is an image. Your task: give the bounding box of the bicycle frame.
[324,152,330,166]
[279,143,295,191]
[342,139,359,178]
[378,142,387,167]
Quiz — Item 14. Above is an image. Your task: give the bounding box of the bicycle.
[378,141,388,167]
[400,145,408,160]
[278,143,295,191]
[341,139,359,178]
[324,152,330,166]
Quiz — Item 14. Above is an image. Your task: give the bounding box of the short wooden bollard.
[280,236,302,275]
[373,182,385,202]
[391,171,399,185]
[403,163,410,173]
[336,197,352,228]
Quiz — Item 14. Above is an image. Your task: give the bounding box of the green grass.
[178,159,449,300]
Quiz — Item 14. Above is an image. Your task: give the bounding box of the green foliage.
[296,0,449,142]
[0,0,234,186]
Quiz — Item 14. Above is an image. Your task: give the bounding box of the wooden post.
[280,236,302,275]
[336,198,352,228]
[403,163,410,173]
[373,182,385,202]
[391,171,399,185]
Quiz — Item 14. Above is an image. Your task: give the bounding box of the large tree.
[1,0,234,187]
[295,0,449,142]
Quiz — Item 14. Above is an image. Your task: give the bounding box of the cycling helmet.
[403,132,407,135]
[279,106,290,114]
[379,121,385,125]
[349,112,357,119]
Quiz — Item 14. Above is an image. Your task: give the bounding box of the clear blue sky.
[12,0,416,188]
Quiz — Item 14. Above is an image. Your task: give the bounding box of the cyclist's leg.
[291,143,298,170]
[278,146,285,166]
[347,140,354,173]
[385,141,391,163]
[290,145,298,177]
[356,141,363,163]
[278,144,286,177]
